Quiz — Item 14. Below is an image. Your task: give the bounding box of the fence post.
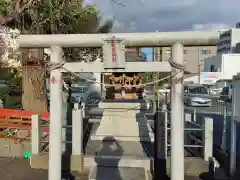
[81,102,86,118]
[193,108,196,122]
[203,117,213,161]
[185,113,191,122]
[154,110,168,179]
[221,101,227,152]
[31,114,41,155]
[62,92,68,152]
[230,117,237,177]
[74,102,81,109]
[164,111,168,159]
[71,108,84,172]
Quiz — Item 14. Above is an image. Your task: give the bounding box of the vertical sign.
[50,76,57,84]
[111,36,117,62]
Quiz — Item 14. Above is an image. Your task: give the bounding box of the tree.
[0,0,113,112]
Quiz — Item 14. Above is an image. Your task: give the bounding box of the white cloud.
[192,23,230,31]
[93,0,239,32]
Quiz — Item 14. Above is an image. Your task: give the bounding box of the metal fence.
[155,92,234,154]
[31,102,95,154]
[153,110,213,159]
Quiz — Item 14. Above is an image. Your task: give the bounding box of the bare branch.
[14,0,37,13]
[111,0,126,7]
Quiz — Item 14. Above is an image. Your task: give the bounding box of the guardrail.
[184,112,213,160]
[155,111,213,160]
[230,116,240,177]
[31,104,87,156]
[0,108,49,143]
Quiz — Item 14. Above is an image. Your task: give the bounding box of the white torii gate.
[17,31,220,180]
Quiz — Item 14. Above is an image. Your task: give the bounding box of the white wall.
[233,74,240,117]
[92,57,101,93]
[222,54,240,79]
[93,72,101,92]
[183,75,199,84]
[231,29,240,50]
[200,72,220,85]
[204,54,240,80]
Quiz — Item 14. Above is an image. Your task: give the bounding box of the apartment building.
[160,46,217,73]
[217,28,240,54]
[235,43,240,53]
[125,48,147,62]
[236,22,240,28]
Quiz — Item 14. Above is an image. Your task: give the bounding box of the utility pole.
[198,47,200,83]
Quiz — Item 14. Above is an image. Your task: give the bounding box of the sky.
[87,0,239,60]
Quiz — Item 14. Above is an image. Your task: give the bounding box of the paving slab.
[93,101,151,142]
[86,123,154,158]
[85,139,153,158]
[89,166,146,180]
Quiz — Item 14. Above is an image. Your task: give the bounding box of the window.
[210,65,215,72]
[72,87,88,93]
[200,50,211,54]
[165,50,171,55]
[188,86,208,94]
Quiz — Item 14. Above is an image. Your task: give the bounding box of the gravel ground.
[0,158,48,180]
[0,157,89,180]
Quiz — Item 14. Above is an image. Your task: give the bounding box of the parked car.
[71,86,88,103]
[184,84,212,107]
[210,88,222,96]
[87,91,101,104]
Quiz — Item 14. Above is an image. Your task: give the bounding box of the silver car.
[71,86,89,103]
[184,84,212,107]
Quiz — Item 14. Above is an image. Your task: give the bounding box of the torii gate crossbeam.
[19,30,219,48]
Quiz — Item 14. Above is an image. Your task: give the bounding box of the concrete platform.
[29,131,219,179]
[29,153,221,179]
[30,134,154,170]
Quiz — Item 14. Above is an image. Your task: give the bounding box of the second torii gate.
[18,31,220,180]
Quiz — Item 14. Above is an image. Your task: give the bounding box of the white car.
[71,86,101,104]
[210,88,222,96]
[184,84,212,107]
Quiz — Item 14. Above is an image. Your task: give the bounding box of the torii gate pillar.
[48,46,64,180]
[170,43,185,180]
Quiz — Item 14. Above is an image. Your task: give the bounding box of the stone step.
[86,155,152,169]
[99,102,147,110]
[88,166,147,180]
[30,153,152,171]
[99,118,149,126]
[102,111,137,116]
